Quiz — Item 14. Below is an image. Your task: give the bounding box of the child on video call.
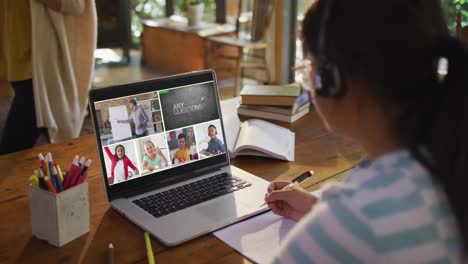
[173,128,193,163]
[142,140,168,171]
[206,124,225,155]
[104,145,139,184]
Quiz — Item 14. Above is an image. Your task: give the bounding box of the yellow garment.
[173,146,191,162]
[0,0,32,81]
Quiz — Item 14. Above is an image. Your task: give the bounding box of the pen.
[108,243,114,264]
[261,170,315,207]
[69,159,91,188]
[68,155,80,173]
[78,156,86,167]
[37,169,48,190]
[54,163,64,182]
[44,176,57,194]
[45,154,55,188]
[79,159,92,176]
[144,232,155,264]
[38,153,47,174]
[63,156,80,189]
[52,166,63,192]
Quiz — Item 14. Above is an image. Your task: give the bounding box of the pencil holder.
[28,182,90,247]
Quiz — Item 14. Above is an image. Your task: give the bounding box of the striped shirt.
[272,150,462,263]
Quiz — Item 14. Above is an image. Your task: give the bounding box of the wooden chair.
[207,0,275,95]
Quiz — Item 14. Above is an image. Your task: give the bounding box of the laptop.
[89,70,270,246]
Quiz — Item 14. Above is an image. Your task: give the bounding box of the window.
[132,0,166,42]
[295,1,315,82]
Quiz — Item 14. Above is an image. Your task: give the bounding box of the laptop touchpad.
[195,197,249,222]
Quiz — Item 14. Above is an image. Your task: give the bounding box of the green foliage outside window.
[130,0,215,44]
[131,0,166,44]
[175,0,215,13]
[174,0,215,23]
[442,0,468,32]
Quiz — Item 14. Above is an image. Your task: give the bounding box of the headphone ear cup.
[316,63,346,98]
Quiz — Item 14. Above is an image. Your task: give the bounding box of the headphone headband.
[315,0,346,98]
[318,0,333,64]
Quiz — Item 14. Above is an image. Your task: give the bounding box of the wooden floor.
[0,48,238,140]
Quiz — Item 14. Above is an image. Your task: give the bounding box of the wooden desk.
[0,106,365,263]
[141,17,235,74]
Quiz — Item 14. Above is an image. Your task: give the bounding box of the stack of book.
[237,83,310,123]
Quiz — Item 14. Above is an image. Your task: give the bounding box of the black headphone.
[315,0,347,98]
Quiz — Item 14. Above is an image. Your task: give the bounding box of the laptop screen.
[89,71,229,200]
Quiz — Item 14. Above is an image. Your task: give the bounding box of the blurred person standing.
[0,0,36,154]
[0,0,96,154]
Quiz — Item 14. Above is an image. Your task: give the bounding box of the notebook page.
[235,119,294,161]
[220,97,242,154]
[213,189,322,263]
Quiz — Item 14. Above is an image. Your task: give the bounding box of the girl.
[104,145,139,184]
[265,0,467,262]
[142,140,168,171]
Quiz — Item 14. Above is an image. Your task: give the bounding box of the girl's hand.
[264,181,319,221]
[134,169,139,175]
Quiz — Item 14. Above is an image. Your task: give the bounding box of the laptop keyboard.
[132,172,252,218]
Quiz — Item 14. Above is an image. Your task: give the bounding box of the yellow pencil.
[45,161,50,177]
[144,232,155,264]
[56,164,64,182]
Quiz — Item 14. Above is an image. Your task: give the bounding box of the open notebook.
[221,98,295,161]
